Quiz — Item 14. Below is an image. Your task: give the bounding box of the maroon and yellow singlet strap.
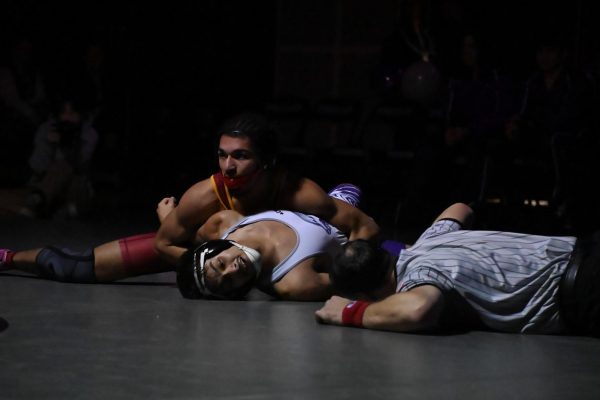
[211,173,235,210]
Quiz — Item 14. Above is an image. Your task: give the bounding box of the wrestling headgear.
[186,239,261,299]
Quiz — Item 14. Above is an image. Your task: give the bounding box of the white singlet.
[221,210,347,282]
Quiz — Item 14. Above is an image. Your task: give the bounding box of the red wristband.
[342,300,371,327]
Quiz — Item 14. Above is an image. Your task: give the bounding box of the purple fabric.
[381,240,406,256]
[328,183,362,208]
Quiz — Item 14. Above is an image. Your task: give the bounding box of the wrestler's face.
[218,135,261,179]
[203,246,257,297]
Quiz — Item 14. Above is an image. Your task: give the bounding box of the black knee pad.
[36,246,96,283]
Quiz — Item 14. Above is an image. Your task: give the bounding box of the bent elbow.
[153,234,169,256]
[153,236,162,253]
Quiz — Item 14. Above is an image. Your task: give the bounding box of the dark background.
[1,0,599,234]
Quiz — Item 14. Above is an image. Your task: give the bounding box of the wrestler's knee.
[36,246,96,283]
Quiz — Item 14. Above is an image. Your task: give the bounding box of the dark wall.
[1,1,277,105]
[2,0,598,214]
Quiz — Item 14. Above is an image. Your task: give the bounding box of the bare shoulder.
[211,210,244,231]
[179,178,215,204]
[198,210,244,241]
[272,257,332,301]
[280,175,334,218]
[177,178,219,216]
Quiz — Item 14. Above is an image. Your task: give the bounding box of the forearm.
[154,195,213,266]
[329,199,381,242]
[154,218,191,266]
[316,287,444,332]
[154,235,188,266]
[362,297,438,332]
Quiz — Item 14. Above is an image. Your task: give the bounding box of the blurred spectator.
[399,28,518,228]
[442,30,519,196]
[73,41,108,123]
[20,93,98,218]
[0,34,48,184]
[490,29,595,230]
[504,32,592,159]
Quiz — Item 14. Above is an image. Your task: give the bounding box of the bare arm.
[315,285,444,332]
[328,198,380,241]
[283,178,380,241]
[434,203,474,228]
[272,261,333,301]
[196,210,244,242]
[156,196,177,223]
[154,179,221,266]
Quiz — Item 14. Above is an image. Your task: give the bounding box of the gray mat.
[1,215,600,399]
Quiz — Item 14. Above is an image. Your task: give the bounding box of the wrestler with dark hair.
[1,112,380,284]
[176,209,347,301]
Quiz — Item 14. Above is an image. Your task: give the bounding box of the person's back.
[395,220,575,333]
[316,203,599,337]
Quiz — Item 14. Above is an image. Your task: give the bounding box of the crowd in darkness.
[1,2,599,238]
[370,11,600,237]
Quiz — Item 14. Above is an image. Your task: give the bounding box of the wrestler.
[1,113,380,283]
[177,209,347,301]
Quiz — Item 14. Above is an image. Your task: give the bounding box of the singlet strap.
[211,173,235,210]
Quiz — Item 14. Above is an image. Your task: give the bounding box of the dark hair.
[216,112,278,168]
[330,240,392,296]
[176,241,255,300]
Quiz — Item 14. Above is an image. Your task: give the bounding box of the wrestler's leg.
[1,233,172,283]
[95,233,172,282]
[2,249,42,275]
[1,247,96,282]
[93,240,131,282]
